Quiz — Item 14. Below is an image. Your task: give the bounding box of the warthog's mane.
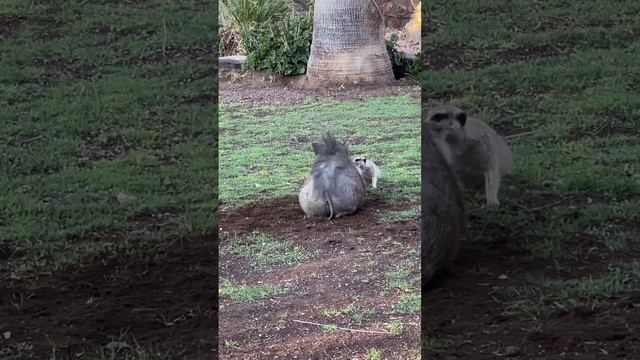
[315,132,349,156]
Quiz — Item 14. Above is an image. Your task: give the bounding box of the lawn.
[0,0,217,358]
[423,0,640,358]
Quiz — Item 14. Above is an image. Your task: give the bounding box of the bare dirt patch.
[0,235,217,359]
[219,72,419,106]
[0,14,25,39]
[82,132,138,162]
[424,239,640,359]
[219,196,420,359]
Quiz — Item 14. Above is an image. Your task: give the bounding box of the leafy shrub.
[386,33,406,79]
[243,11,313,76]
[220,0,293,54]
[409,53,422,80]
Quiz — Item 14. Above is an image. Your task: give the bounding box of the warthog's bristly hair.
[317,131,348,156]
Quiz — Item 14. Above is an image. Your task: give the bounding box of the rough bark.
[421,115,466,287]
[306,0,394,85]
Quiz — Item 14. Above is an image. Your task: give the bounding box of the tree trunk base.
[306,45,395,86]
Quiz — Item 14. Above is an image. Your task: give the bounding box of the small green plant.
[365,348,382,360]
[243,11,313,75]
[321,324,339,332]
[387,322,405,335]
[393,294,420,314]
[219,279,287,302]
[385,262,417,291]
[409,53,422,80]
[224,340,240,350]
[386,34,404,66]
[386,33,406,79]
[323,308,340,317]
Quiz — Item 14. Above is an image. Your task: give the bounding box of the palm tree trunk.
[306,0,394,85]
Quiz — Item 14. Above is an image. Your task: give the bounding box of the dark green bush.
[243,11,313,76]
[386,33,406,79]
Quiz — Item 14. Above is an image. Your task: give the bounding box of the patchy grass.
[0,0,217,274]
[424,0,640,357]
[226,231,313,270]
[322,303,377,326]
[387,322,405,336]
[219,77,420,355]
[219,89,420,356]
[393,294,421,314]
[378,206,420,224]
[218,96,420,209]
[219,279,287,303]
[364,348,383,360]
[385,261,419,292]
[504,263,640,317]
[1,1,216,358]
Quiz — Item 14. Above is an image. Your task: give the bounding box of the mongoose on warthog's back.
[299,132,366,219]
[422,115,466,286]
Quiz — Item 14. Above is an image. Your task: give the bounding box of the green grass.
[364,348,382,360]
[223,340,240,350]
[393,294,421,314]
[378,206,420,224]
[503,263,640,317]
[322,304,376,326]
[426,0,640,324]
[0,1,217,273]
[219,96,420,209]
[387,322,405,336]
[226,231,314,270]
[321,324,339,333]
[0,340,181,360]
[426,1,640,258]
[219,279,288,303]
[385,261,419,292]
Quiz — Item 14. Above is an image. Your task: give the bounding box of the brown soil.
[219,72,419,106]
[424,238,640,359]
[0,236,218,359]
[219,196,421,359]
[0,14,25,38]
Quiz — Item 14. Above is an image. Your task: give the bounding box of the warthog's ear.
[312,142,321,155]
